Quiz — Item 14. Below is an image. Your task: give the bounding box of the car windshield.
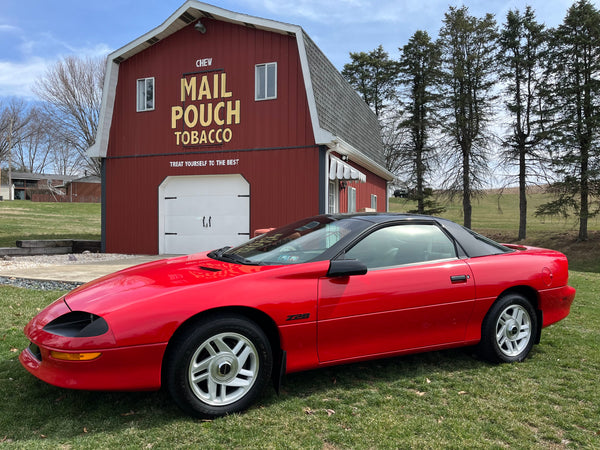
[213,216,368,265]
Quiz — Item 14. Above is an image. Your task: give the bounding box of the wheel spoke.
[496,323,507,341]
[191,356,211,377]
[207,378,219,401]
[228,376,251,387]
[514,308,524,324]
[213,336,232,354]
[236,345,252,367]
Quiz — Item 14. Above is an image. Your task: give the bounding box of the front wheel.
[164,314,273,418]
[479,294,538,363]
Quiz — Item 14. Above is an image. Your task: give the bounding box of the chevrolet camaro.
[20,213,575,418]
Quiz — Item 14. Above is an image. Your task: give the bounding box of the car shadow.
[5,346,510,443]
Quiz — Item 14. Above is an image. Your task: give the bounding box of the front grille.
[28,342,42,361]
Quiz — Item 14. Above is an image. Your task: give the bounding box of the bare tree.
[13,107,54,173]
[33,55,105,176]
[0,99,30,164]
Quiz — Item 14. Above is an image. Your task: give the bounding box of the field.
[0,201,100,248]
[1,197,600,448]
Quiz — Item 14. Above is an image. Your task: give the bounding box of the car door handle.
[450,275,469,283]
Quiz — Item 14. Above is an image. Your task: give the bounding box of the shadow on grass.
[3,347,488,443]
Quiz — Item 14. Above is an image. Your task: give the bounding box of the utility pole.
[7,116,13,200]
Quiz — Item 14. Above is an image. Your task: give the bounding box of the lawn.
[1,196,600,448]
[1,272,598,448]
[0,201,100,248]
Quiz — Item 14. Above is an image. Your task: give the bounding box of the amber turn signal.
[50,351,102,361]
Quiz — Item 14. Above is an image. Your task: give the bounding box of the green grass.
[1,272,599,448]
[1,197,600,447]
[0,201,100,247]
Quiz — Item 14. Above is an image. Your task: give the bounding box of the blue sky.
[0,0,590,100]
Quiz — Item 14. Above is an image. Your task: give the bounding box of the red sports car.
[20,214,575,418]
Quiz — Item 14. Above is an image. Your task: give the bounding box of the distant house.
[4,172,101,203]
[9,172,76,201]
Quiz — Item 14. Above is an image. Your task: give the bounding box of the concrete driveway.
[0,255,168,284]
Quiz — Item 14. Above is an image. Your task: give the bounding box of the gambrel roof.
[88,0,393,181]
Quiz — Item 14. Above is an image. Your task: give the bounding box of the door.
[158,174,250,254]
[317,223,476,362]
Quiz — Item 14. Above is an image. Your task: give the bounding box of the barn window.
[348,187,357,213]
[371,194,377,210]
[328,180,338,213]
[136,77,155,111]
[255,62,277,100]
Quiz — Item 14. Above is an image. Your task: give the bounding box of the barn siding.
[102,14,389,254]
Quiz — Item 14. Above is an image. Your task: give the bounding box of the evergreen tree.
[437,6,498,229]
[498,7,546,240]
[342,45,399,117]
[398,30,444,214]
[536,0,600,241]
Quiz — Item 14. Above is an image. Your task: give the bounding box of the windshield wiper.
[208,247,259,265]
[218,252,260,265]
[208,246,231,258]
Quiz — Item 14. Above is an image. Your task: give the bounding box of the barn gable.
[88,0,391,181]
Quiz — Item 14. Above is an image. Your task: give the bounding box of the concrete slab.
[0,255,168,284]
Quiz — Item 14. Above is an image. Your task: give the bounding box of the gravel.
[0,252,136,291]
[0,276,83,291]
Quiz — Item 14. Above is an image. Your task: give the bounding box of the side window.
[255,62,277,100]
[348,186,356,213]
[137,77,155,112]
[344,224,457,269]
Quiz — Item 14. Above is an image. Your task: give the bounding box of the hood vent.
[200,266,221,272]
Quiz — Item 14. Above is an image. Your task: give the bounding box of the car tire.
[479,293,538,363]
[164,314,273,418]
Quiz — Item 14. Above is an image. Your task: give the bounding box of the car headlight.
[43,311,109,338]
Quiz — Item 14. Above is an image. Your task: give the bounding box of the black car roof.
[321,213,510,258]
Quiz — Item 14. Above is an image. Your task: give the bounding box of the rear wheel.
[164,314,272,418]
[479,294,537,363]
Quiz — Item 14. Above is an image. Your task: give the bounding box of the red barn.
[88,1,394,255]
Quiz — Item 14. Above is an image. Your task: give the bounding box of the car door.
[317,223,476,363]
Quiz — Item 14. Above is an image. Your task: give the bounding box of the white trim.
[136,77,156,112]
[347,186,357,213]
[255,62,277,101]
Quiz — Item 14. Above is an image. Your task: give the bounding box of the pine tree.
[437,6,498,229]
[536,0,600,241]
[342,45,399,118]
[398,30,444,215]
[498,7,546,240]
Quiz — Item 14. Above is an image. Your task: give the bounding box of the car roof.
[324,212,441,224]
[320,213,510,258]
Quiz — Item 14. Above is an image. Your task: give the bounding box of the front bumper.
[20,341,168,391]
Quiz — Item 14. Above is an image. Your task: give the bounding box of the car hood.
[63,252,273,314]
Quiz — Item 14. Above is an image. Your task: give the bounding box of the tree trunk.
[462,144,472,229]
[579,142,589,241]
[518,150,527,240]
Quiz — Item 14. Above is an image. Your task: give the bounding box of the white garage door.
[158,174,250,255]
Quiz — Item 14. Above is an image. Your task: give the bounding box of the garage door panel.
[159,175,250,255]
[164,212,249,235]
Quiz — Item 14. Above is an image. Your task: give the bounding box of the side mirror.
[327,259,368,277]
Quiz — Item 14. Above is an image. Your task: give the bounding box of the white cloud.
[0,24,20,33]
[0,57,51,99]
[0,29,112,99]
